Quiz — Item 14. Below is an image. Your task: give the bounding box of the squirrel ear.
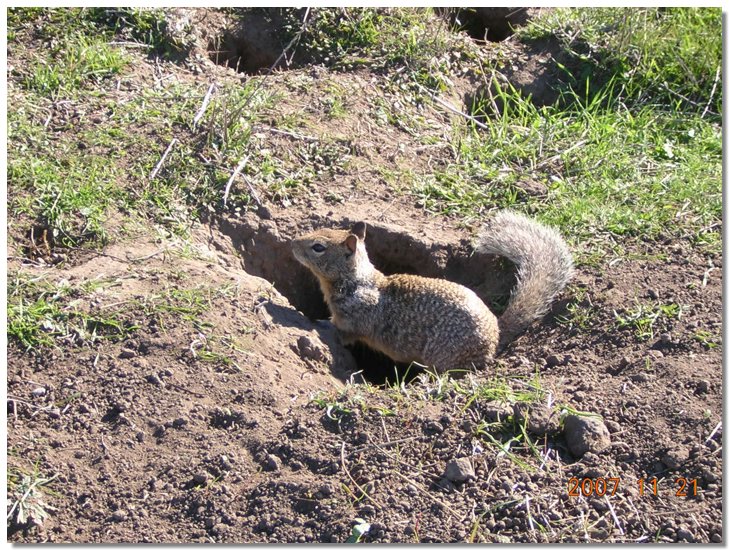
[351,221,366,240]
[344,234,358,254]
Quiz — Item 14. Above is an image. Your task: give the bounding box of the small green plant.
[7,466,58,530]
[693,330,719,350]
[614,301,680,340]
[556,288,596,332]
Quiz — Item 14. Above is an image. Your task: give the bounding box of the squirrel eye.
[311,243,326,253]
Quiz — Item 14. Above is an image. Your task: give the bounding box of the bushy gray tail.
[478,211,574,351]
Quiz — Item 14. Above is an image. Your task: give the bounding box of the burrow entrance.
[218,213,516,385]
[207,10,300,74]
[441,7,533,43]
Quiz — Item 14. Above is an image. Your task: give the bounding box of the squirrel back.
[291,213,573,372]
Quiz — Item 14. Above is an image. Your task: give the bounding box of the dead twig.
[253,124,319,142]
[704,420,721,445]
[193,82,216,128]
[348,435,423,457]
[701,65,721,119]
[130,248,167,263]
[222,155,250,206]
[603,494,625,535]
[340,442,384,509]
[240,173,262,207]
[391,470,461,520]
[149,138,177,180]
[415,82,491,132]
[166,382,205,398]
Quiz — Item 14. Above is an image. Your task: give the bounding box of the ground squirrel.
[291,211,574,373]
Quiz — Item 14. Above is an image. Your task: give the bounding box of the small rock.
[47,408,61,419]
[296,336,326,362]
[482,402,513,423]
[120,348,137,359]
[132,357,149,369]
[444,457,475,483]
[111,510,127,522]
[318,483,334,497]
[211,523,228,536]
[220,455,233,471]
[514,403,558,435]
[146,373,162,385]
[31,387,47,398]
[545,354,563,367]
[563,414,611,457]
[136,431,145,443]
[264,454,281,472]
[711,533,722,543]
[359,504,376,516]
[661,447,689,469]
[425,420,444,434]
[193,472,210,485]
[604,420,621,433]
[696,380,710,394]
[676,528,694,542]
[172,417,188,428]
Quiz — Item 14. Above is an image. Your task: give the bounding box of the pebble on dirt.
[661,446,689,469]
[264,454,282,472]
[563,414,611,457]
[444,457,475,483]
[111,510,127,522]
[514,403,558,436]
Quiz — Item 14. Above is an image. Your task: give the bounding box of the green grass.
[7,275,139,352]
[23,33,128,96]
[9,154,124,249]
[407,7,721,259]
[614,300,681,341]
[520,8,722,117]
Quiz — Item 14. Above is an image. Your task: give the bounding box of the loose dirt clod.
[444,457,476,482]
[563,414,611,457]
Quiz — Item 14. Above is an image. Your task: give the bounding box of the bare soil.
[7,9,722,543]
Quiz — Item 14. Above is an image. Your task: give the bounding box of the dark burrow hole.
[208,11,293,74]
[221,216,516,385]
[443,7,531,43]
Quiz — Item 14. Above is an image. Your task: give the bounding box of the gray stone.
[514,403,558,435]
[482,402,513,423]
[563,414,611,457]
[444,457,475,483]
[264,454,281,472]
[661,447,689,469]
[111,509,127,522]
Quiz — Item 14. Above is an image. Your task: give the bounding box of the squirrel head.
[291,222,376,284]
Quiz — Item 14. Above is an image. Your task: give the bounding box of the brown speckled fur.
[291,212,573,373]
